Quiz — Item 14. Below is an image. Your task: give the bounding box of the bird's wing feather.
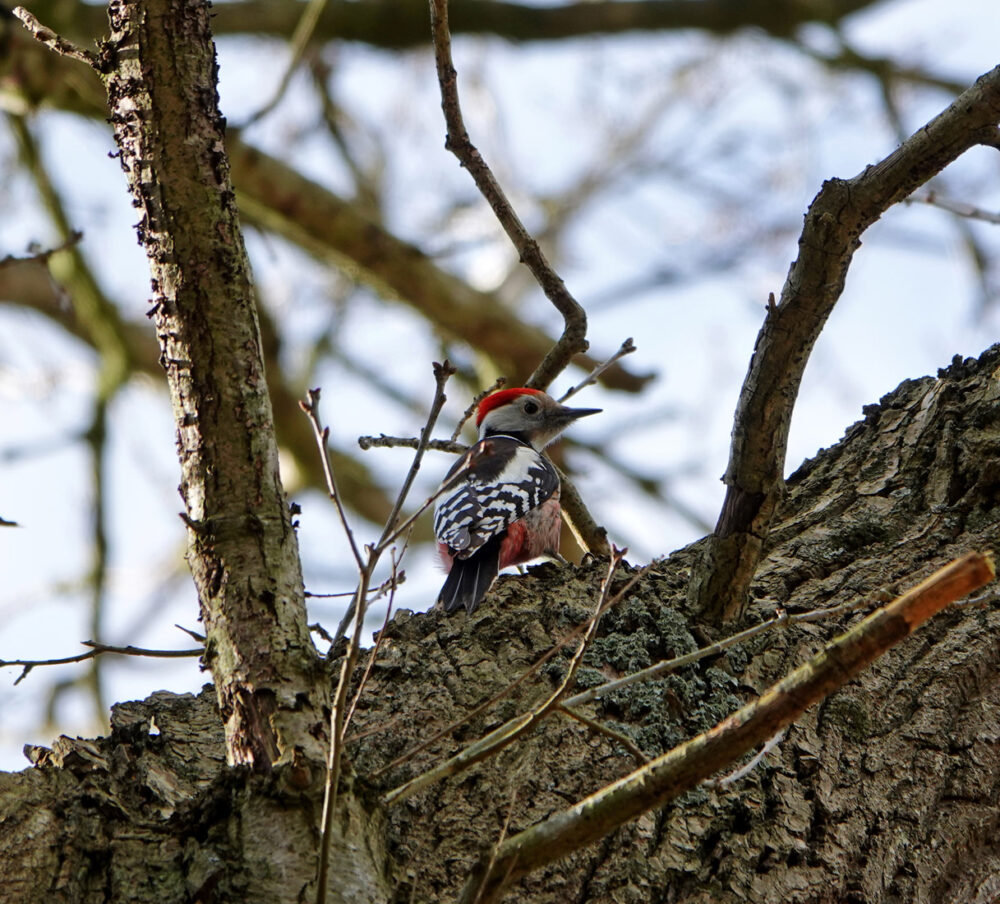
[434,437,559,558]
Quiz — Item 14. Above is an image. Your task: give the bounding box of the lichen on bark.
[2,345,999,901]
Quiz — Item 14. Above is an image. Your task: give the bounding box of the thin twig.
[377,361,456,547]
[174,624,206,643]
[450,376,507,442]
[0,232,83,270]
[301,388,365,569]
[343,549,401,732]
[358,434,464,453]
[370,560,654,781]
[358,435,456,453]
[2,642,202,686]
[316,576,368,904]
[558,338,636,403]
[12,7,98,67]
[556,704,648,765]
[306,572,406,599]
[239,0,330,127]
[905,190,1000,225]
[309,622,334,645]
[383,549,626,807]
[331,369,459,648]
[704,728,786,790]
[428,0,588,391]
[564,592,876,709]
[470,783,520,904]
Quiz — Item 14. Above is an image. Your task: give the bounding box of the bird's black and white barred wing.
[433,436,559,558]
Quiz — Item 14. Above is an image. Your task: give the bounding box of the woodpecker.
[434,388,600,614]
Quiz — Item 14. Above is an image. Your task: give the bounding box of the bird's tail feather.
[439,538,501,614]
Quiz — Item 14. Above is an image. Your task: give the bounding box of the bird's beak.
[548,404,601,427]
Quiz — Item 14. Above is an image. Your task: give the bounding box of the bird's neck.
[480,428,541,451]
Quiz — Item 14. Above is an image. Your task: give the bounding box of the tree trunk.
[3,344,998,903]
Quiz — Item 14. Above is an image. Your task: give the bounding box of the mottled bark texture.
[99,0,327,768]
[3,346,998,902]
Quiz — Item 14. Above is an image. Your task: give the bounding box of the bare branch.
[358,434,465,453]
[301,389,365,569]
[905,189,1000,225]
[12,6,98,67]
[343,551,402,732]
[557,338,636,403]
[459,551,996,903]
[450,376,507,442]
[2,642,202,686]
[556,704,648,766]
[376,360,456,547]
[239,0,331,127]
[689,63,1000,623]
[704,728,786,790]
[0,232,83,269]
[428,0,589,391]
[306,572,406,599]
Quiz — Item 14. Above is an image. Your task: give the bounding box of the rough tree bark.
[2,343,998,902]
[2,2,999,902]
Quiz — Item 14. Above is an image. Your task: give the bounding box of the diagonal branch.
[428,0,588,392]
[689,63,1000,623]
[461,551,996,903]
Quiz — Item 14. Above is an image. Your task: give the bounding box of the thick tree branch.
[99,0,325,768]
[33,0,885,51]
[689,63,1000,623]
[463,551,996,903]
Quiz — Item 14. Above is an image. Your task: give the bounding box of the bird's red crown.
[475,387,544,426]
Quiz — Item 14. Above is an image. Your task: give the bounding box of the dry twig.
[558,338,636,403]
[12,7,98,67]
[383,549,629,806]
[1,642,202,686]
[428,0,588,391]
[451,376,507,441]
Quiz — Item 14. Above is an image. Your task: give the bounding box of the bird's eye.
[523,400,540,415]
